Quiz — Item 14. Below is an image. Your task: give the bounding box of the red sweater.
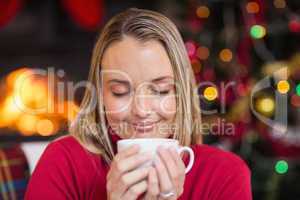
[25,135,252,200]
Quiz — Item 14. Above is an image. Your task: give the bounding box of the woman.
[25,8,252,200]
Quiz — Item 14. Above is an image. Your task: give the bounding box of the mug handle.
[177,146,194,174]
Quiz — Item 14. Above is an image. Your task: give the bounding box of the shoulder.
[191,144,250,173]
[187,144,252,199]
[31,135,106,184]
[26,135,107,199]
[39,135,104,171]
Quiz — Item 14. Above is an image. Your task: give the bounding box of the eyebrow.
[151,76,174,83]
[108,79,130,85]
[108,76,174,85]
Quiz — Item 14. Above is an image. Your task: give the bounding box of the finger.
[169,147,186,172]
[118,167,151,194]
[154,155,173,194]
[122,180,148,200]
[168,147,186,196]
[115,145,140,161]
[114,152,152,177]
[158,147,181,184]
[108,145,140,179]
[146,167,160,198]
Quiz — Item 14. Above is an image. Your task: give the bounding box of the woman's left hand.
[144,146,186,200]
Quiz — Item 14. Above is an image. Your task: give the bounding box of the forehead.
[101,36,174,84]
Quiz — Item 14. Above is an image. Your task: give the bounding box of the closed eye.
[151,89,170,95]
[112,91,130,97]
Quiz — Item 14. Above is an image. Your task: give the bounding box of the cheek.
[103,92,131,123]
[155,94,176,120]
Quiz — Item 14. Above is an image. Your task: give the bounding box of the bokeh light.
[246,2,260,14]
[203,86,218,101]
[219,49,233,62]
[196,6,210,18]
[250,25,266,39]
[277,80,290,94]
[256,97,275,115]
[16,114,38,136]
[275,160,288,174]
[288,20,300,33]
[36,119,55,136]
[191,59,201,74]
[291,94,300,107]
[273,0,286,9]
[296,83,300,96]
[197,46,210,60]
[185,41,196,57]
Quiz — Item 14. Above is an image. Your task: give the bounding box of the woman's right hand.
[106,145,153,200]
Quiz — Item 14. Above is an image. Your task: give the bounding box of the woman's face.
[101,36,177,139]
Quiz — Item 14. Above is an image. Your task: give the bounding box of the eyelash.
[112,92,130,97]
[112,90,170,97]
[152,89,170,95]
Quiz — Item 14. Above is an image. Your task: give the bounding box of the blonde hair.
[70,8,202,163]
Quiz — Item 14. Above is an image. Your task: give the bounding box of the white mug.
[117,138,194,174]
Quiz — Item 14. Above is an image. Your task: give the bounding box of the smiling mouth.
[132,121,160,133]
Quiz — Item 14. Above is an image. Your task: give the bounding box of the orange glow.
[273,0,286,9]
[16,114,38,136]
[58,101,80,122]
[219,49,233,62]
[197,46,210,60]
[0,96,22,127]
[246,2,260,14]
[277,80,290,94]
[0,68,79,136]
[36,119,56,136]
[191,59,202,74]
[196,6,210,18]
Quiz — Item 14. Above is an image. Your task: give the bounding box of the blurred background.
[0,0,300,199]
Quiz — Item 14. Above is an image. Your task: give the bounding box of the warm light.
[191,59,201,74]
[59,101,80,121]
[219,49,233,62]
[273,0,286,9]
[288,20,300,33]
[256,97,275,115]
[204,86,218,101]
[250,25,266,39]
[291,95,300,107]
[16,114,38,136]
[246,2,260,14]
[0,68,79,136]
[277,80,290,94]
[0,96,22,127]
[6,68,31,88]
[36,119,55,136]
[197,46,210,60]
[196,6,210,18]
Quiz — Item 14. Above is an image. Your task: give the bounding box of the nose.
[131,88,152,119]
